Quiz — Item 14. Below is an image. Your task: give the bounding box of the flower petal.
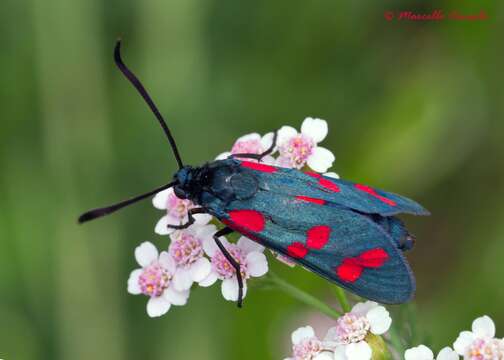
[404,345,434,360]
[351,301,378,317]
[237,236,264,254]
[194,213,213,226]
[198,271,218,287]
[277,126,298,145]
[246,252,268,277]
[154,215,175,235]
[152,188,170,209]
[436,347,459,360]
[190,257,212,282]
[301,117,328,143]
[236,132,261,143]
[324,326,339,343]
[127,269,142,294]
[164,287,189,306]
[274,253,296,267]
[307,146,335,173]
[333,346,348,360]
[367,306,392,335]
[146,296,171,317]
[221,278,247,301]
[453,331,475,355]
[261,132,275,151]
[194,224,217,240]
[173,267,194,291]
[472,315,495,338]
[324,172,340,179]
[158,251,176,273]
[291,326,315,345]
[262,155,276,165]
[203,237,220,257]
[216,151,231,160]
[345,341,372,360]
[314,351,333,360]
[134,241,158,267]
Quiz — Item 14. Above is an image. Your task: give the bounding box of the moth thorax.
[230,172,259,200]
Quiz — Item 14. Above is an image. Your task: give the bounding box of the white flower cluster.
[127,117,337,317]
[405,315,504,360]
[216,117,336,174]
[284,301,392,360]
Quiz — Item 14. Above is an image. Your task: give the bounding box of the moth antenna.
[114,40,184,169]
[78,181,175,224]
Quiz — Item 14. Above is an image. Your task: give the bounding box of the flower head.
[276,117,334,172]
[127,241,190,317]
[152,187,212,235]
[453,316,504,359]
[285,326,333,360]
[405,345,459,360]
[168,225,215,291]
[216,132,275,163]
[324,301,392,360]
[201,236,268,301]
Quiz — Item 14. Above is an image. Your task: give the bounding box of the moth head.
[173,166,195,199]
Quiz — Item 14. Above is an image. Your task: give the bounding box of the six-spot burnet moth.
[79,40,429,307]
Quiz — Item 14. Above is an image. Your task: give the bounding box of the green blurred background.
[1,0,503,359]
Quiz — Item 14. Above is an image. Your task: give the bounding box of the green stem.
[267,272,341,319]
[331,286,351,313]
[387,325,405,358]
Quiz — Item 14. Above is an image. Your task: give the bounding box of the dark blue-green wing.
[214,188,415,304]
[232,160,429,217]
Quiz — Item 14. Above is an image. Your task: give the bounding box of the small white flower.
[453,315,504,359]
[168,225,215,291]
[152,187,212,235]
[285,326,333,360]
[334,342,372,360]
[437,347,460,360]
[324,301,392,360]
[276,117,334,172]
[405,345,434,360]
[216,132,275,164]
[405,345,459,360]
[127,241,190,317]
[201,236,268,301]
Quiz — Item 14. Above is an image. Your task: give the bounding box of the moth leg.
[229,130,278,162]
[213,227,244,308]
[166,207,207,230]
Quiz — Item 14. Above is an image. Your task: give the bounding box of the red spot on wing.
[356,248,389,268]
[319,178,340,192]
[227,210,265,232]
[305,171,322,179]
[295,196,326,205]
[355,184,397,206]
[335,248,389,283]
[241,161,277,173]
[306,225,331,250]
[336,259,363,282]
[306,172,340,193]
[287,242,308,259]
[222,218,260,242]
